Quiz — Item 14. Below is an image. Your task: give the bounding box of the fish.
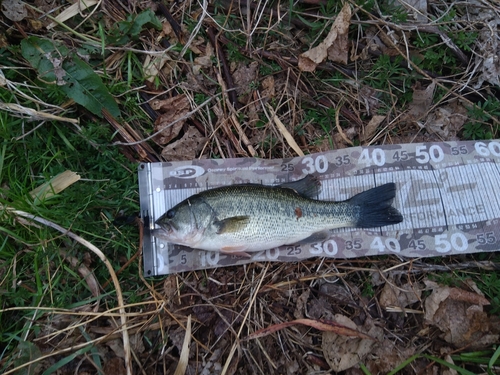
[154,175,403,255]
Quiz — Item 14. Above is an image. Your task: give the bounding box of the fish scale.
[154,176,403,253]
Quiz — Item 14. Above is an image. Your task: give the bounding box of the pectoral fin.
[214,216,250,234]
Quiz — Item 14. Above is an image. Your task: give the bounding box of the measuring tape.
[139,140,500,275]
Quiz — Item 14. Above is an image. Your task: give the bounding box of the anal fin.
[296,231,330,245]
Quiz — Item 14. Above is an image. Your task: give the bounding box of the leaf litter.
[2,0,500,373]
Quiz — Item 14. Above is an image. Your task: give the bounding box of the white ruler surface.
[139,140,500,275]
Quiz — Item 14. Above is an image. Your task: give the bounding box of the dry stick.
[264,103,304,156]
[221,264,269,375]
[335,100,354,146]
[101,108,147,160]
[213,100,248,156]
[0,103,79,124]
[207,27,240,108]
[10,209,133,375]
[136,227,210,352]
[158,3,184,43]
[113,95,216,146]
[227,102,257,157]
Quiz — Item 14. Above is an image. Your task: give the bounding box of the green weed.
[463,98,500,140]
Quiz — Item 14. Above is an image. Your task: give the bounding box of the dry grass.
[1,0,500,373]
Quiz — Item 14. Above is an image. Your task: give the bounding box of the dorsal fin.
[278,175,321,199]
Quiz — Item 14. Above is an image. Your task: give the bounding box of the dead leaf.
[1,0,27,21]
[232,61,258,103]
[34,0,57,14]
[407,81,436,121]
[321,314,382,372]
[467,2,500,88]
[379,282,422,309]
[29,170,80,204]
[398,0,428,22]
[143,54,172,83]
[107,338,126,359]
[361,115,385,144]
[299,3,352,72]
[424,280,498,348]
[365,339,416,374]
[153,95,191,145]
[46,0,99,29]
[193,43,214,75]
[200,347,224,374]
[294,289,310,319]
[358,85,381,115]
[104,357,126,375]
[261,76,275,99]
[161,126,207,161]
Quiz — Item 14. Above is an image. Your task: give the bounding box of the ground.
[1,0,500,373]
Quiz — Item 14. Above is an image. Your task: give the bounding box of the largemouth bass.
[154,176,403,254]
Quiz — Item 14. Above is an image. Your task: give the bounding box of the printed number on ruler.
[475,141,500,157]
[253,248,280,261]
[200,251,220,267]
[311,240,338,256]
[415,145,444,164]
[370,237,401,253]
[302,155,329,174]
[435,233,468,253]
[359,148,386,166]
[476,232,496,244]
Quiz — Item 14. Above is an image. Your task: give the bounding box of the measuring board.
[139,140,500,275]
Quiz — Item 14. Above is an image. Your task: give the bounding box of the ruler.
[138,140,500,275]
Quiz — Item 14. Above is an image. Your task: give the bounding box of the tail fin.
[349,183,403,228]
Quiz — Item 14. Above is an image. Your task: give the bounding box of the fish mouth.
[155,218,177,232]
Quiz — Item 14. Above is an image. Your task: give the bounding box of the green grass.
[2,0,500,372]
[0,85,140,365]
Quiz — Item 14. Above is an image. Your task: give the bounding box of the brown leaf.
[424,280,498,347]
[293,289,310,319]
[261,76,275,99]
[322,315,383,372]
[365,339,416,374]
[161,126,207,161]
[360,115,386,144]
[104,357,126,375]
[424,101,468,139]
[327,30,349,64]
[153,95,191,145]
[298,3,352,72]
[232,61,258,103]
[447,287,490,305]
[379,282,422,309]
[297,56,318,72]
[406,81,436,121]
[1,0,27,21]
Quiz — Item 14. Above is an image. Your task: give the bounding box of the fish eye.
[166,209,175,219]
